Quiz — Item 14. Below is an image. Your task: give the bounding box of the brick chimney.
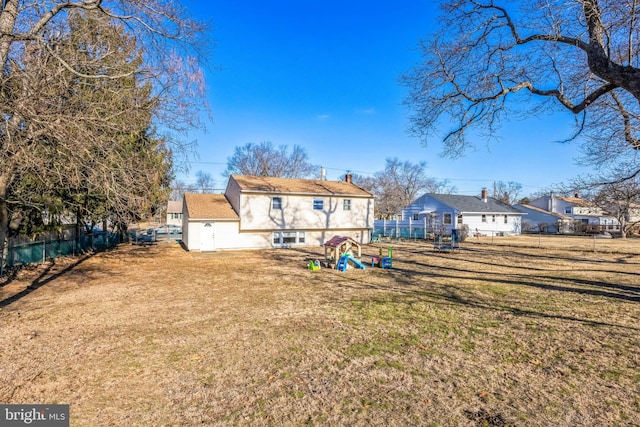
[481,188,488,203]
[345,173,352,184]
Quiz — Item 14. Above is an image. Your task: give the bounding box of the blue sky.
[178,0,590,196]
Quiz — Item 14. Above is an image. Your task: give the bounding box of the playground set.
[433,229,461,252]
[322,235,367,271]
[307,235,394,272]
[370,246,393,269]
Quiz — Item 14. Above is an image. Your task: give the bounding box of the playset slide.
[337,254,366,271]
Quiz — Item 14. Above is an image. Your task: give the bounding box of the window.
[272,197,282,210]
[313,199,324,210]
[443,213,452,225]
[412,213,419,221]
[283,232,296,244]
[504,215,508,224]
[272,231,306,246]
[457,215,463,224]
[565,207,572,214]
[482,215,487,223]
[171,213,182,220]
[343,199,351,211]
[492,215,496,223]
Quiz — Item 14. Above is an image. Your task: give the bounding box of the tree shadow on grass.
[0,253,94,309]
[312,252,640,332]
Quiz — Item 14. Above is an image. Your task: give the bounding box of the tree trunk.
[0,175,9,276]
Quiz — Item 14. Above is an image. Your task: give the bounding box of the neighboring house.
[182,174,374,251]
[166,200,183,226]
[375,189,523,237]
[528,194,620,233]
[513,204,573,233]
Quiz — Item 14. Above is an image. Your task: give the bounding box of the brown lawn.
[1,235,639,426]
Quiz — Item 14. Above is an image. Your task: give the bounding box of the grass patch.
[1,239,639,425]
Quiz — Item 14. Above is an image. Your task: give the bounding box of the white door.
[200,223,215,251]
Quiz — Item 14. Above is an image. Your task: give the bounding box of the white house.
[166,200,183,226]
[528,194,620,233]
[182,174,374,251]
[374,189,524,237]
[513,204,573,233]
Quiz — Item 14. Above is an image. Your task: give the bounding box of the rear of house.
[183,174,374,251]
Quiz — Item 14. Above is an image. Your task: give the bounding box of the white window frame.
[313,199,324,210]
[272,231,307,246]
[343,199,351,211]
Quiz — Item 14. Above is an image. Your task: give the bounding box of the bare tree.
[403,0,640,179]
[224,142,316,178]
[195,171,215,193]
[593,178,640,238]
[493,181,523,205]
[424,178,457,195]
[369,158,448,219]
[170,180,197,200]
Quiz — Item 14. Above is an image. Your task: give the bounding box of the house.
[513,204,573,233]
[182,174,374,251]
[374,189,524,238]
[527,193,620,234]
[166,200,183,226]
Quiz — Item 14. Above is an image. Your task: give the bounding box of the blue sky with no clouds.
[178,0,590,196]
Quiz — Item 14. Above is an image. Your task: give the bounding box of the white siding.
[238,193,373,231]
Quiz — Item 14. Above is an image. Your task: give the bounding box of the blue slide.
[343,254,366,270]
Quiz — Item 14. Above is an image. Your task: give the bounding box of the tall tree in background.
[0,1,209,270]
[364,158,456,219]
[492,181,523,205]
[403,0,640,180]
[195,171,215,193]
[224,142,316,178]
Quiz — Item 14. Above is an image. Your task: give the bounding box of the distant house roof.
[514,204,571,219]
[425,194,523,214]
[167,200,182,214]
[230,175,373,197]
[556,196,595,207]
[183,193,239,220]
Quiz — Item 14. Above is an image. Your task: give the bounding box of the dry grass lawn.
[1,235,639,426]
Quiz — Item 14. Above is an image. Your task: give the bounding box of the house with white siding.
[527,194,620,233]
[374,189,523,238]
[166,200,183,226]
[182,174,374,251]
[513,204,573,233]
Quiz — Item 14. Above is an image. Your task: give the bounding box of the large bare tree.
[403,0,640,176]
[368,158,455,219]
[0,1,209,271]
[224,142,317,179]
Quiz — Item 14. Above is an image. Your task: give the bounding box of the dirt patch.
[1,238,639,426]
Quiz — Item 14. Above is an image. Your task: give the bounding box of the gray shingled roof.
[429,194,523,214]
